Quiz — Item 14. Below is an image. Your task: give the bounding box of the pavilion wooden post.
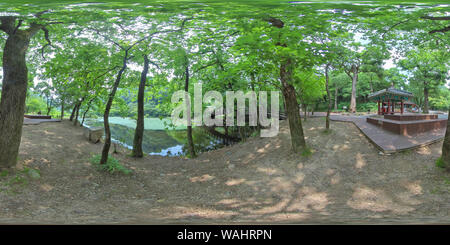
[387,100,390,114]
[377,100,381,115]
[392,100,395,114]
[401,100,404,114]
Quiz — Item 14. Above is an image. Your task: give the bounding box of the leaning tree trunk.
[69,103,78,121]
[184,65,196,158]
[325,64,331,130]
[132,55,149,158]
[100,51,128,165]
[423,85,429,114]
[280,57,306,154]
[442,107,450,171]
[0,31,32,168]
[81,98,94,127]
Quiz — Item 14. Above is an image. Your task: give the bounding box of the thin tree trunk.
[46,98,53,115]
[100,50,128,165]
[250,73,260,130]
[334,85,338,111]
[325,64,331,130]
[73,100,82,126]
[303,104,307,121]
[0,29,31,168]
[132,55,149,158]
[239,126,246,142]
[81,98,94,127]
[60,97,65,120]
[442,107,450,171]
[369,73,374,93]
[185,64,196,158]
[423,84,429,114]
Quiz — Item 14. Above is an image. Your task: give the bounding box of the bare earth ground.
[0,118,449,224]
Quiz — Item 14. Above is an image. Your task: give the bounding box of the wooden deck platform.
[23,117,62,125]
[330,114,447,153]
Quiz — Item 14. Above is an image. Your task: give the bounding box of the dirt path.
[0,119,449,224]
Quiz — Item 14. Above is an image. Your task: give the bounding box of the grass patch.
[0,170,8,178]
[443,177,450,186]
[250,130,260,137]
[400,149,412,154]
[90,154,132,175]
[301,147,313,157]
[436,157,447,169]
[0,167,37,194]
[321,129,332,135]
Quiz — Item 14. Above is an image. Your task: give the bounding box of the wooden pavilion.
[368,86,414,115]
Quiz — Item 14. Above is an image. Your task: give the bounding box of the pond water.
[83,117,226,156]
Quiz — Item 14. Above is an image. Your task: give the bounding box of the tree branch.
[13,19,23,34]
[429,25,450,34]
[265,17,284,28]
[128,17,193,51]
[148,60,161,71]
[34,10,51,19]
[87,27,126,50]
[381,19,409,39]
[26,22,45,37]
[421,16,450,21]
[194,61,219,73]
[41,26,55,58]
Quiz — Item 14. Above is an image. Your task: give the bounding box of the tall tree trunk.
[423,84,429,114]
[334,86,338,111]
[266,17,306,153]
[132,55,149,158]
[280,57,306,153]
[442,107,450,171]
[60,97,65,120]
[100,50,128,165]
[0,30,31,168]
[184,65,196,158]
[349,64,358,113]
[325,64,331,130]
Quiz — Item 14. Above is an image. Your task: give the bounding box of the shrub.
[90,154,132,175]
[357,102,378,112]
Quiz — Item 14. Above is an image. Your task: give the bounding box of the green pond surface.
[83,117,225,156]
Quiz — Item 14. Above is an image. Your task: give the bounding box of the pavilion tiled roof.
[368,87,414,101]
